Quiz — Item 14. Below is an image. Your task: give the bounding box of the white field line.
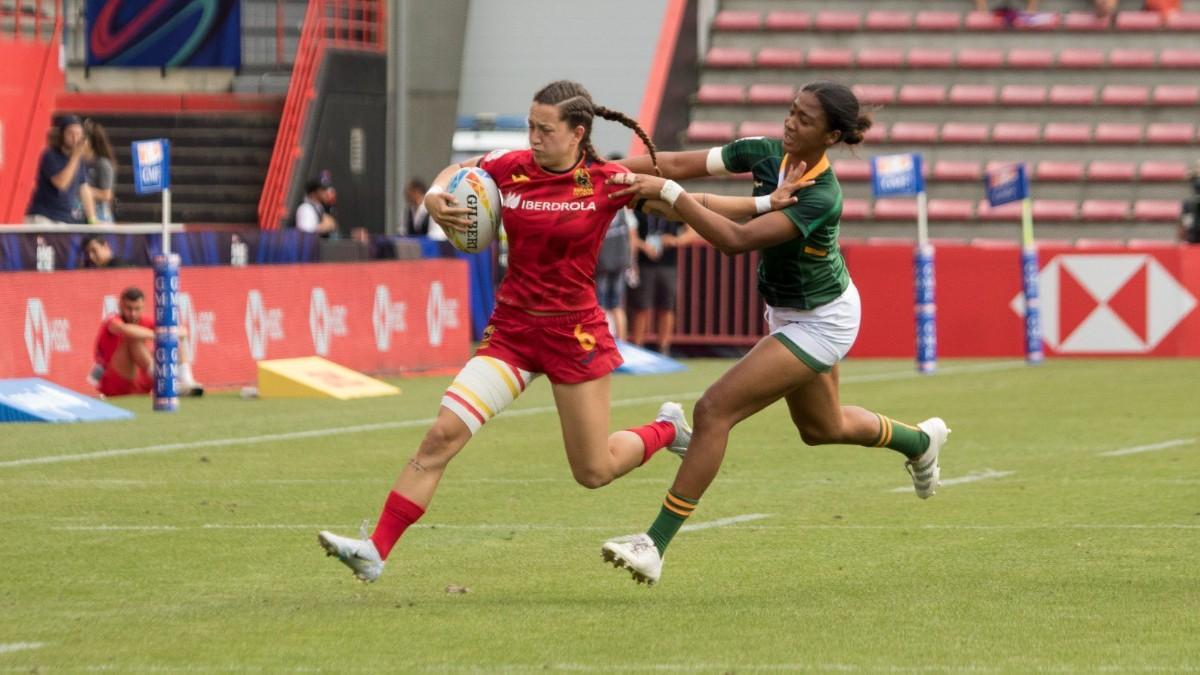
[0,642,45,655]
[1099,438,1197,457]
[679,513,771,532]
[1,360,1026,471]
[890,469,1013,493]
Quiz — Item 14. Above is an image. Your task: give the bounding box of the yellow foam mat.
[256,357,401,400]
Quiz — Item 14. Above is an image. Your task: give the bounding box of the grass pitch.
[0,358,1197,673]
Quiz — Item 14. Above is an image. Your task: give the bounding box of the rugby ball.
[443,167,501,253]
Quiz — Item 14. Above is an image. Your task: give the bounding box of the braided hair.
[532,80,660,175]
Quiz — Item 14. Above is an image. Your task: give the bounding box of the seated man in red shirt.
[91,286,202,397]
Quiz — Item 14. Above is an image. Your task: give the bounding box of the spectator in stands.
[595,200,637,340]
[83,235,131,269]
[404,178,431,236]
[628,212,700,356]
[26,114,96,225]
[90,286,203,398]
[294,171,338,237]
[84,120,118,223]
[974,0,1040,12]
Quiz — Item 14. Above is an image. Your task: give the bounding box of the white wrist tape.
[706,147,731,176]
[659,180,685,207]
[425,184,446,198]
[754,194,772,214]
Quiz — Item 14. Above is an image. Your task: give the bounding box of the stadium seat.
[1094,123,1143,144]
[964,11,1005,30]
[687,121,735,144]
[873,198,919,221]
[1152,85,1200,106]
[807,47,854,68]
[696,84,744,104]
[948,84,996,105]
[907,48,954,68]
[1063,11,1111,31]
[1043,123,1092,144]
[1115,11,1164,30]
[814,11,862,32]
[738,121,782,138]
[1019,13,1060,30]
[865,10,912,31]
[1000,85,1048,105]
[1075,238,1126,247]
[852,84,896,105]
[1100,85,1150,105]
[1159,48,1200,68]
[993,121,1041,142]
[914,11,960,31]
[1035,161,1085,181]
[705,47,753,68]
[1080,200,1131,221]
[756,48,804,68]
[899,84,947,105]
[1127,238,1178,248]
[932,160,982,181]
[1033,200,1079,221]
[764,11,810,31]
[1007,49,1054,69]
[857,48,905,68]
[927,199,974,221]
[1139,160,1189,181]
[1049,85,1097,105]
[1087,161,1137,182]
[841,199,871,221]
[712,10,762,31]
[890,122,939,143]
[1134,200,1182,221]
[863,124,888,144]
[971,237,1022,248]
[1166,12,1200,30]
[1108,49,1156,68]
[747,84,794,105]
[957,48,1004,69]
[977,200,1023,221]
[833,159,871,181]
[1058,48,1106,68]
[941,122,989,143]
[1145,123,1195,144]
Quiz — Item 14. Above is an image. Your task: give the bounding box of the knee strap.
[441,356,535,434]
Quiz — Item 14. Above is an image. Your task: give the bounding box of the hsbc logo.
[244,290,284,360]
[24,298,70,374]
[1010,254,1197,353]
[372,285,408,351]
[178,292,217,362]
[425,281,461,347]
[309,287,348,356]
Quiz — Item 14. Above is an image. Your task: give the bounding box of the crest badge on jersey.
[573,168,593,198]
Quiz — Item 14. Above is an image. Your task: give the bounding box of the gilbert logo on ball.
[445,167,501,253]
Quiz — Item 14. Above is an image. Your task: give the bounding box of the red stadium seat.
[1017,12,1060,30]
[1134,200,1183,221]
[852,84,896,105]
[1075,238,1126,248]
[1043,123,1092,144]
[747,84,794,105]
[1145,123,1196,144]
[873,198,919,221]
[932,160,982,181]
[1127,238,1179,248]
[1152,85,1200,106]
[1063,11,1111,31]
[1033,200,1079,221]
[890,122,939,143]
[1101,85,1150,105]
[807,47,854,68]
[1108,49,1156,68]
[712,10,762,31]
[815,11,862,32]
[1159,48,1200,68]
[1035,161,1085,181]
[764,11,810,31]
[1058,48,1105,68]
[927,199,974,221]
[705,47,753,68]
[841,199,871,221]
[914,11,961,31]
[898,84,947,105]
[948,84,996,105]
[1165,12,1200,30]
[857,48,905,68]
[1007,49,1054,68]
[1094,123,1143,144]
[907,48,954,68]
[687,121,735,144]
[756,48,804,68]
[863,123,887,144]
[1049,85,1097,105]
[1087,161,1137,182]
[1000,85,1048,105]
[832,159,871,181]
[957,48,1005,69]
[964,11,1005,30]
[1139,160,1189,181]
[1080,200,1130,222]
[1115,11,1164,30]
[738,121,783,138]
[696,84,745,105]
[864,10,912,31]
[977,199,1023,221]
[941,122,989,143]
[993,123,1041,143]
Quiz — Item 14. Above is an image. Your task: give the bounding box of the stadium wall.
[0,38,65,223]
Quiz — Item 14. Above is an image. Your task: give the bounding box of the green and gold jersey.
[720,137,851,309]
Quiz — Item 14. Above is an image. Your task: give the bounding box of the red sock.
[369,491,426,560]
[629,420,676,465]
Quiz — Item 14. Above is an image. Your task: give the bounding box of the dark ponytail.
[801,81,874,146]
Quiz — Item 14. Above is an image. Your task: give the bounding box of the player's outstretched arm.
[621,150,711,180]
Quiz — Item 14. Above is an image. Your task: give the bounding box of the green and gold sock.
[646,490,698,555]
[872,414,930,459]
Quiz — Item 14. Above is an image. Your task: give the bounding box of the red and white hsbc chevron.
[0,260,472,391]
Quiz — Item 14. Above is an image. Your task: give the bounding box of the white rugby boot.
[318,530,384,583]
[656,401,692,458]
[907,417,950,499]
[601,533,663,586]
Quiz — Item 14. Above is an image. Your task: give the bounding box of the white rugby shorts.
[765,282,861,373]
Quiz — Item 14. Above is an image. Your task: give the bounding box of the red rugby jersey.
[478,149,634,312]
[94,313,154,366]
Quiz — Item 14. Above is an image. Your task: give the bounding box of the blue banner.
[132,139,170,195]
[984,163,1031,207]
[0,379,134,423]
[913,245,937,374]
[1020,246,1044,364]
[871,153,924,197]
[86,0,242,68]
[153,254,181,412]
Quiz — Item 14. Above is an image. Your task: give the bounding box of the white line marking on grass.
[0,642,45,655]
[680,513,771,532]
[3,361,1027,471]
[1099,438,1197,457]
[891,469,1013,492]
